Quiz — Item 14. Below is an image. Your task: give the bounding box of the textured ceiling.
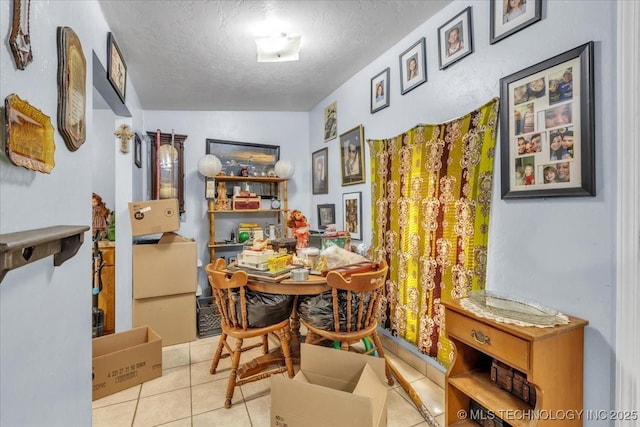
[97,0,451,112]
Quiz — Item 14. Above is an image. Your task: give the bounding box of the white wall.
[1,1,96,425]
[92,108,116,207]
[308,0,617,421]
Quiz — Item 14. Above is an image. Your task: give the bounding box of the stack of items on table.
[128,198,198,346]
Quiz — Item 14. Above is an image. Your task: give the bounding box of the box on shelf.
[92,326,162,401]
[133,232,197,299]
[133,293,196,346]
[271,344,388,427]
[232,197,261,210]
[128,199,179,237]
[197,296,222,338]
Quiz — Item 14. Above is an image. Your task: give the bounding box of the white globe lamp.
[197,154,222,177]
[274,159,295,179]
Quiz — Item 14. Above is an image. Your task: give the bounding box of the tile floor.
[92,332,446,427]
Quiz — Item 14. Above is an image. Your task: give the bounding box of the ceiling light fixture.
[255,33,301,63]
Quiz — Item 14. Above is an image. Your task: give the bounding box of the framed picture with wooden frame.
[438,6,474,70]
[339,125,365,186]
[107,32,127,103]
[371,67,390,113]
[499,42,595,199]
[490,0,542,45]
[317,203,335,230]
[312,148,328,194]
[342,192,362,241]
[399,38,427,95]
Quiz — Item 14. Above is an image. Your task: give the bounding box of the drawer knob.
[471,329,490,345]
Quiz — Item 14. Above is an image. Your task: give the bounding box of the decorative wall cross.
[114,124,134,153]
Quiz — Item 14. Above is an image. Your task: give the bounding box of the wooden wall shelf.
[0,225,90,283]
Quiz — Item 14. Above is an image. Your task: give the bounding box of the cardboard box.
[128,199,179,237]
[133,232,197,299]
[271,344,388,427]
[132,293,196,346]
[92,326,162,401]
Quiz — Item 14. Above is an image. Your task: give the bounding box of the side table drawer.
[446,310,530,372]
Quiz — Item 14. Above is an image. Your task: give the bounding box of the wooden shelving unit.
[442,299,588,426]
[207,177,288,262]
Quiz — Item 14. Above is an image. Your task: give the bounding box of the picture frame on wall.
[339,125,365,186]
[205,138,280,198]
[107,32,127,103]
[342,192,362,241]
[438,6,473,70]
[317,203,335,230]
[312,148,328,194]
[134,133,142,168]
[490,0,542,45]
[324,102,337,142]
[399,37,427,95]
[499,41,595,199]
[370,67,390,113]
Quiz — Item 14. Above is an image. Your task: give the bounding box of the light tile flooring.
[92,333,446,427]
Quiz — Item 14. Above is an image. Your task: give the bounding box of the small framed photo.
[339,125,365,186]
[342,192,362,241]
[371,67,390,113]
[399,38,427,95]
[317,203,335,230]
[134,133,142,168]
[324,102,337,142]
[500,42,595,199]
[438,7,473,70]
[490,0,542,45]
[107,32,126,103]
[312,148,328,194]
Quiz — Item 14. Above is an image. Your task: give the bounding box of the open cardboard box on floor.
[271,344,388,427]
[92,326,162,401]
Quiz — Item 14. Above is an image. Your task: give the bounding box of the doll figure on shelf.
[287,209,310,248]
[92,193,111,239]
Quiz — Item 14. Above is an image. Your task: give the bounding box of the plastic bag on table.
[318,245,368,271]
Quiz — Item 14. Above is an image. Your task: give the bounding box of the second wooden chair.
[298,259,394,385]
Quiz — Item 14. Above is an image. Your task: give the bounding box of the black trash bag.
[298,291,372,331]
[233,290,294,328]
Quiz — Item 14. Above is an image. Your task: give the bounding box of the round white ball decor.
[197,155,222,177]
[274,159,295,179]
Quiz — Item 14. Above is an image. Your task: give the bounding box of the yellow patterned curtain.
[368,98,499,367]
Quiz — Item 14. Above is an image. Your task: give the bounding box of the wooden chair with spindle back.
[298,259,394,385]
[206,259,295,408]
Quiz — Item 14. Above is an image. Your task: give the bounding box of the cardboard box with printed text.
[92,326,162,401]
[128,199,179,237]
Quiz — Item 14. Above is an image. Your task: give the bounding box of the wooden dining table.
[235,272,330,379]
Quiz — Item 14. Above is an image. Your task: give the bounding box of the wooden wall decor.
[4,93,56,173]
[57,27,87,151]
[9,0,33,70]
